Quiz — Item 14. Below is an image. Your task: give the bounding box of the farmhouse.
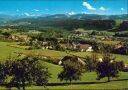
[124,63,128,68]
[58,56,86,66]
[113,44,128,54]
[77,44,93,52]
[115,44,124,49]
[40,41,54,49]
[71,42,79,49]
[8,35,32,41]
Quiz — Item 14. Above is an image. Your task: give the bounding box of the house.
[98,58,103,62]
[114,44,124,49]
[41,42,48,46]
[58,56,86,66]
[77,44,93,52]
[98,58,114,63]
[114,44,127,55]
[71,42,79,49]
[41,42,49,49]
[41,42,53,49]
[125,63,128,68]
[69,43,93,52]
[8,35,32,41]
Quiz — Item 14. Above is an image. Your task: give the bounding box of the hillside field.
[0,42,128,89]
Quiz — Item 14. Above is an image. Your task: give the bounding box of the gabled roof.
[78,44,91,49]
[61,56,85,65]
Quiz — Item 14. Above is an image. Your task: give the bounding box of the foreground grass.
[31,62,128,89]
[0,61,128,89]
[0,42,128,89]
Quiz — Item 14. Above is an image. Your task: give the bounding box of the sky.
[0,0,127,16]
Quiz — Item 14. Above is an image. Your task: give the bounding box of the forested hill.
[13,14,128,21]
[2,14,128,26]
[0,14,128,32]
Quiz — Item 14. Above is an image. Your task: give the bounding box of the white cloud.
[16,9,19,12]
[121,8,124,11]
[68,12,76,15]
[34,9,39,12]
[99,7,106,11]
[23,13,41,17]
[31,14,40,17]
[24,13,30,16]
[83,2,96,10]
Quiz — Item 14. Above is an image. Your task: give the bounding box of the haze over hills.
[1,13,128,20]
[0,0,127,25]
[14,14,128,20]
[0,13,127,26]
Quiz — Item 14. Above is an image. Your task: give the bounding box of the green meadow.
[0,41,128,89]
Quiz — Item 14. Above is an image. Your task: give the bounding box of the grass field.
[97,40,120,45]
[1,61,128,89]
[0,41,128,62]
[0,41,128,89]
[0,61,128,89]
[0,42,24,60]
[33,62,128,90]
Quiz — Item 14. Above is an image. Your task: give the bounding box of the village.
[3,29,127,55]
[0,20,128,89]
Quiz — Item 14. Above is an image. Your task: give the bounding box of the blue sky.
[0,0,127,16]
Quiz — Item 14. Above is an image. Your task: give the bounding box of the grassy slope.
[2,61,128,89]
[0,42,24,60]
[0,41,128,62]
[24,49,128,63]
[27,62,128,89]
[0,42,128,89]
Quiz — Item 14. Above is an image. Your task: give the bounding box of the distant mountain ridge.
[39,14,128,20]
[0,14,128,25]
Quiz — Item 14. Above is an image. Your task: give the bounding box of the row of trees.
[118,21,128,30]
[1,19,116,32]
[45,19,116,30]
[58,52,125,83]
[0,52,126,89]
[114,32,128,37]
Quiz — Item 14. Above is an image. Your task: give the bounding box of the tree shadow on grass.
[47,79,128,86]
[47,81,107,86]
[1,79,128,88]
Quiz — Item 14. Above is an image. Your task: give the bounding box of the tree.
[96,52,119,82]
[119,21,128,30]
[0,56,51,90]
[0,62,8,84]
[84,52,98,72]
[2,32,11,38]
[58,59,84,84]
[98,43,114,53]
